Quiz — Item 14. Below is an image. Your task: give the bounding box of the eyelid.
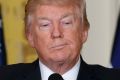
[36,18,52,29]
[61,21,72,25]
[39,21,50,24]
[61,18,73,24]
[39,23,51,28]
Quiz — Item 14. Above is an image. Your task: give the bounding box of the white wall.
[82,0,120,67]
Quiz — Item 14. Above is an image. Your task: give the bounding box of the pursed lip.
[49,43,68,50]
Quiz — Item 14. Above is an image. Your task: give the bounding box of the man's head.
[25,0,89,73]
[25,0,89,34]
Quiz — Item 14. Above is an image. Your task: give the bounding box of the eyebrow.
[60,13,75,20]
[36,13,75,21]
[37,17,51,21]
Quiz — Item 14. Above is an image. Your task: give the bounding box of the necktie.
[48,73,64,80]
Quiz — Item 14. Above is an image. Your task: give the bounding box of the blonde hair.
[25,0,89,34]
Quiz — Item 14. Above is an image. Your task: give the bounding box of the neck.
[40,57,79,74]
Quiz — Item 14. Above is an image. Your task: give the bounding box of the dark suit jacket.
[0,58,120,80]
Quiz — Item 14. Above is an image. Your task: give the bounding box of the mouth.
[50,43,68,50]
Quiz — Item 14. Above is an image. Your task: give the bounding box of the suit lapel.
[77,57,99,80]
[17,59,41,80]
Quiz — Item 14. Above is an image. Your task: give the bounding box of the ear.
[26,32,35,48]
[82,27,89,43]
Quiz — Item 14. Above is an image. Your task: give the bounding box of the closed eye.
[38,22,51,30]
[40,23,50,27]
[61,21,73,27]
[64,22,72,24]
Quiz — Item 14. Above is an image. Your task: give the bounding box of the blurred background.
[0,0,120,68]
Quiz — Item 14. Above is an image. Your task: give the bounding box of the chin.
[51,52,69,62]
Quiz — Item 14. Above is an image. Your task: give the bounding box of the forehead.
[34,5,76,20]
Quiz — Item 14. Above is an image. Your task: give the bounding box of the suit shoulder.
[0,63,31,71]
[81,58,112,72]
[0,62,36,80]
[86,62,120,72]
[0,59,38,72]
[87,63,120,79]
[80,57,120,80]
[0,59,39,80]
[88,63,119,72]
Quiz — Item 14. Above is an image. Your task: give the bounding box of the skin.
[27,5,89,74]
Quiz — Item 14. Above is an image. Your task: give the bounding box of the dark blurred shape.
[111,10,120,68]
[0,4,6,66]
[48,73,64,80]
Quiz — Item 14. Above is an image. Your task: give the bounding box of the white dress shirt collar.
[39,58,80,80]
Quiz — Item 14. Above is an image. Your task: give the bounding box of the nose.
[51,24,64,39]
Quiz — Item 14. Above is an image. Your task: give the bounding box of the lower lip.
[51,45,66,50]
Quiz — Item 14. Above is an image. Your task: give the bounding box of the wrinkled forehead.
[34,5,77,21]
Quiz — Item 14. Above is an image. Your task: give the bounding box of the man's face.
[27,5,88,65]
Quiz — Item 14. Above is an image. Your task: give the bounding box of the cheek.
[64,29,82,58]
[65,28,82,44]
[33,31,51,52]
[65,28,83,50]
